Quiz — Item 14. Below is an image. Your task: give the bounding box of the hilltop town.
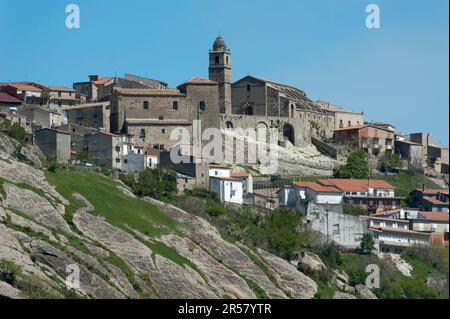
[0,36,448,299]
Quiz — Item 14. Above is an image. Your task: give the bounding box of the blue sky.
[1,0,448,146]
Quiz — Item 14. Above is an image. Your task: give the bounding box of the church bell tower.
[209,36,232,114]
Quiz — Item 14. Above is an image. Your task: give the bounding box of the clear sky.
[1,0,448,146]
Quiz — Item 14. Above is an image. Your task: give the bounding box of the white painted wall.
[209,168,231,178]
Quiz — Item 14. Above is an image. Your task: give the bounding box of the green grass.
[45,169,177,237]
[45,168,209,282]
[373,171,441,199]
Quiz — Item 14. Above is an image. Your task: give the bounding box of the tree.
[134,166,177,199]
[360,233,375,254]
[334,150,369,179]
[378,153,402,169]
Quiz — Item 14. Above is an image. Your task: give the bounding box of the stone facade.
[64,102,111,132]
[395,139,423,167]
[314,101,364,130]
[110,77,220,151]
[125,119,192,151]
[334,124,394,156]
[34,128,71,163]
[209,36,232,114]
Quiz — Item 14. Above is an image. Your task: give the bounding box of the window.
[247,84,251,92]
[173,101,178,110]
[115,146,121,152]
[58,91,62,97]
[339,120,343,128]
[124,159,128,164]
[116,158,121,163]
[161,129,166,134]
[140,129,146,138]
[226,56,229,65]
[348,121,351,127]
[143,101,149,110]
[159,116,164,120]
[215,56,219,64]
[199,101,206,112]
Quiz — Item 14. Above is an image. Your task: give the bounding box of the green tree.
[333,150,369,179]
[378,153,402,169]
[134,166,177,199]
[360,233,375,254]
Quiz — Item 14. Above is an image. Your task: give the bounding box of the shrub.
[75,149,91,161]
[0,259,22,286]
[359,233,375,254]
[207,201,227,217]
[119,173,136,190]
[342,204,369,216]
[134,166,177,199]
[333,150,369,179]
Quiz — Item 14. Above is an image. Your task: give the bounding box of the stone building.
[124,74,168,90]
[34,128,71,163]
[64,102,111,132]
[209,36,232,114]
[395,139,423,167]
[110,76,220,151]
[334,124,395,156]
[40,85,76,107]
[124,118,192,151]
[314,100,364,130]
[85,132,129,170]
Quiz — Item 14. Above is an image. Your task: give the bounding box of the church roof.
[178,76,217,87]
[212,36,227,51]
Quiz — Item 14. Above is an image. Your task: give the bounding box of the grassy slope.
[46,169,176,237]
[45,168,214,289]
[373,171,442,198]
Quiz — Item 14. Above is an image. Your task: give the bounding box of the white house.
[295,182,344,205]
[208,166,253,205]
[209,165,232,178]
[145,148,161,169]
[209,176,244,205]
[369,226,431,254]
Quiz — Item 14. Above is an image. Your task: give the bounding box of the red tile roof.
[318,179,394,191]
[418,211,449,221]
[7,83,41,92]
[47,85,74,92]
[294,181,342,193]
[93,77,114,86]
[0,92,22,104]
[178,76,217,87]
[230,172,250,178]
[423,197,448,205]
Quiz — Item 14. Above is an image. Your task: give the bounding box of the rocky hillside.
[0,134,317,299]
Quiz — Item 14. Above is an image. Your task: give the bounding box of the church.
[107,36,363,150]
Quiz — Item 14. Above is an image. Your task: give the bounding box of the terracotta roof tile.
[178,76,217,87]
[318,179,394,191]
[294,181,342,193]
[417,211,449,221]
